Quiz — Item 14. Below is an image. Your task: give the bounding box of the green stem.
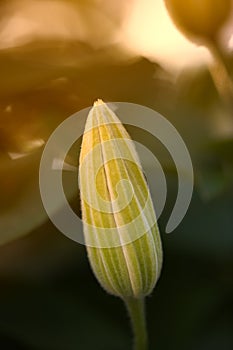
[204,39,233,137]
[124,297,148,350]
[206,39,233,106]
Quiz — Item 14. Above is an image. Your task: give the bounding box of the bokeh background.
[0,1,233,349]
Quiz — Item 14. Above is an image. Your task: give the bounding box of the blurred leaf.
[196,138,233,200]
[0,40,103,97]
[0,0,134,49]
[0,150,47,246]
[160,180,233,259]
[197,168,231,200]
[0,46,174,245]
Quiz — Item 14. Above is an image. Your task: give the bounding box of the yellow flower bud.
[79,100,163,299]
[164,0,231,43]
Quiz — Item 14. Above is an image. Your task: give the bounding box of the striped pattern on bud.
[79,100,163,298]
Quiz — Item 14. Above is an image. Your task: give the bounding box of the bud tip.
[94,99,105,107]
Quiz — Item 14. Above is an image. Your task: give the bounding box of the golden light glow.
[122,0,212,71]
[0,0,232,71]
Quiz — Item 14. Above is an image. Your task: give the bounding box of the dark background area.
[0,1,233,349]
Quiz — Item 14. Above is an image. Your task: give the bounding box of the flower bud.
[79,100,163,298]
[164,0,231,43]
